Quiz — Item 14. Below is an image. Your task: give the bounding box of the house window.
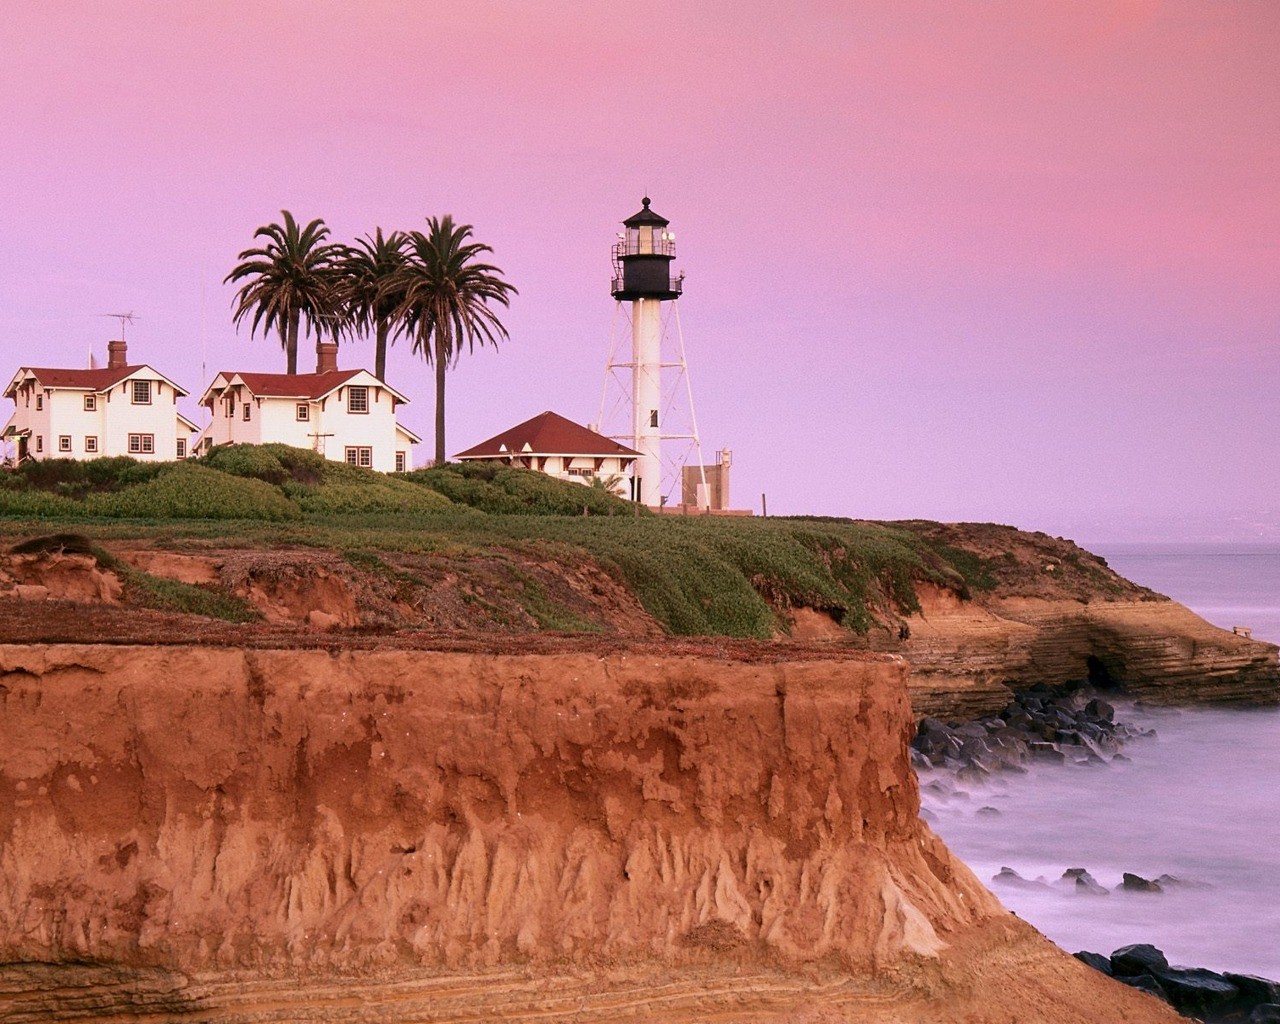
[85,436,99,454]
[568,467,594,477]
[345,446,372,467]
[243,403,251,421]
[176,438,186,459]
[36,394,43,411]
[36,435,43,452]
[128,433,155,454]
[225,396,235,418]
[296,403,309,422]
[395,451,406,473]
[84,394,96,411]
[132,380,151,405]
[347,386,368,414]
[58,435,71,452]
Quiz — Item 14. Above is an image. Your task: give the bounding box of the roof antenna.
[98,311,139,341]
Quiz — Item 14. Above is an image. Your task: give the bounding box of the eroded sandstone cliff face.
[897,586,1280,718]
[0,644,1180,1022]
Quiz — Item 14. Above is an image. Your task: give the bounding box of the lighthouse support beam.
[632,297,663,507]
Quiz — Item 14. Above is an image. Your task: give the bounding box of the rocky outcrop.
[897,587,1279,718]
[0,644,1181,1022]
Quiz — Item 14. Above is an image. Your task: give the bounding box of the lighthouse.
[608,197,684,506]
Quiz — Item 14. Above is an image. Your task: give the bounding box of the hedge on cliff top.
[85,463,302,521]
[403,461,637,516]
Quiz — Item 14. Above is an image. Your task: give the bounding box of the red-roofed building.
[3,340,197,463]
[455,411,639,495]
[196,344,420,473]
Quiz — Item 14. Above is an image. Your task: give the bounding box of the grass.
[0,446,1010,638]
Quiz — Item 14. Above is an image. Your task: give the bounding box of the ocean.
[920,544,1280,978]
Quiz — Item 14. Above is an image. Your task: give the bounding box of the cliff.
[0,643,1180,1023]
[896,586,1279,718]
[1,524,1276,723]
[880,524,1279,717]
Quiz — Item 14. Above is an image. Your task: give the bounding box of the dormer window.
[84,394,96,411]
[132,380,151,405]
[348,386,369,414]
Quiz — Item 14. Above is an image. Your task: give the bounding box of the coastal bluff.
[878,523,1280,717]
[0,643,1181,1023]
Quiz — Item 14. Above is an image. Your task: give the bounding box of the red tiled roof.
[5,365,189,399]
[18,365,140,390]
[219,370,363,400]
[455,411,640,460]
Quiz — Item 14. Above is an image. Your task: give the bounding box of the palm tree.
[224,210,344,374]
[391,216,517,464]
[334,228,408,382]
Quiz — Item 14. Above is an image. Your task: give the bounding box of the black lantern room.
[610,197,683,301]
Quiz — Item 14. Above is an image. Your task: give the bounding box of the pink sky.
[2,0,1276,541]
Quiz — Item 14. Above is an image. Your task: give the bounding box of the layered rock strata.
[897,587,1279,718]
[0,644,1180,1022]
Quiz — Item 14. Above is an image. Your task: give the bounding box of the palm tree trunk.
[286,313,299,375]
[434,332,447,466]
[375,320,389,382]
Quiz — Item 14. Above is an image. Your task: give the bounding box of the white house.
[455,410,639,495]
[3,341,197,463]
[197,344,420,473]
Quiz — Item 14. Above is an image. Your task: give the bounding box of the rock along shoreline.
[912,680,1280,1022]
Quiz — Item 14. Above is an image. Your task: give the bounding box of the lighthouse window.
[649,410,658,428]
[638,226,655,254]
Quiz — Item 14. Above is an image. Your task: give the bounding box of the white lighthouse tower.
[599,197,705,507]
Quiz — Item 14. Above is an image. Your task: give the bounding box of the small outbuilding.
[454,411,639,496]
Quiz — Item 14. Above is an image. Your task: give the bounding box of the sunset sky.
[3,0,1276,541]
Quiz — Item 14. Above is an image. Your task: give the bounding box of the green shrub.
[200,443,329,486]
[15,456,167,493]
[404,462,636,516]
[200,445,289,485]
[0,489,82,518]
[286,480,456,515]
[86,463,301,521]
[283,459,457,515]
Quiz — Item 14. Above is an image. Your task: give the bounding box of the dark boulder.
[1121,872,1163,893]
[1086,697,1115,722]
[1149,967,1238,1019]
[1120,974,1169,1000]
[1250,1004,1280,1023]
[992,866,1050,891]
[1058,868,1108,896]
[1029,741,1066,763]
[1111,943,1170,977]
[1224,975,1280,1007]
[1073,950,1113,975]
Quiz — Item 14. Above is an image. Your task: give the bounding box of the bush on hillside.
[13,456,167,496]
[85,463,301,520]
[0,488,83,518]
[200,443,328,486]
[282,459,458,515]
[404,462,636,516]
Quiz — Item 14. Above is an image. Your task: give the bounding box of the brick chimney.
[316,342,338,374]
[107,340,128,369]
